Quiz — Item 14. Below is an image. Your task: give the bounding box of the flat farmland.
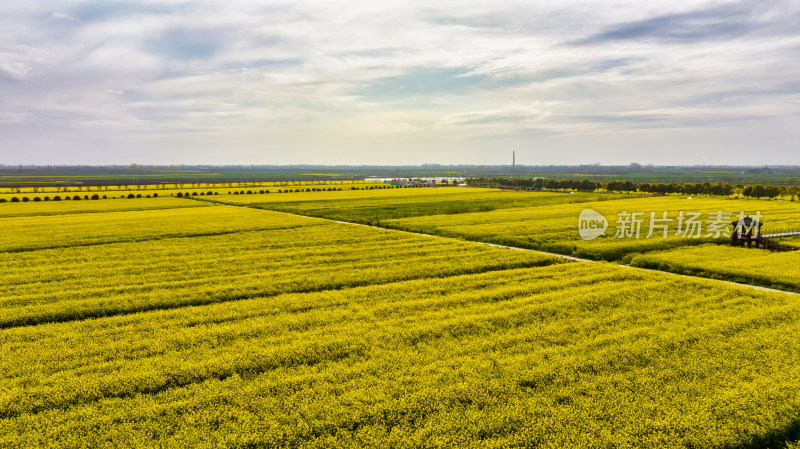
[217,188,800,261]
[0,196,204,218]
[1,191,800,447]
[205,187,800,322]
[0,204,322,252]
[205,187,634,222]
[630,244,800,292]
[0,181,381,198]
[0,208,555,328]
[382,196,800,261]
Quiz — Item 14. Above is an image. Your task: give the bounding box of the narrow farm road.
[191,197,800,297]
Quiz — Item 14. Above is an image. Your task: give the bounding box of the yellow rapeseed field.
[1,188,799,447]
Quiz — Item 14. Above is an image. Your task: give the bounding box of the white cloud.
[0,0,799,164]
[51,12,78,22]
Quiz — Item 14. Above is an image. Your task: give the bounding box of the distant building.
[731,216,762,248]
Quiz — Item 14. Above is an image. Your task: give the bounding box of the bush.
[200,192,205,195]
[73,195,81,200]
[44,196,51,201]
[176,192,183,198]
[247,190,253,194]
[84,195,89,200]
[91,194,100,200]
[53,196,61,201]
[127,194,135,199]
[102,195,107,199]
[234,191,239,195]
[191,192,197,196]
[136,194,142,198]
[153,193,158,198]
[33,197,41,202]
[207,191,213,195]
[146,195,151,198]
[240,190,245,194]
[0,198,6,203]
[214,192,219,195]
[21,197,30,202]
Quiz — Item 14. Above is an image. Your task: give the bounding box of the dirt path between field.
[328,220,590,262]
[192,198,799,297]
[332,219,799,296]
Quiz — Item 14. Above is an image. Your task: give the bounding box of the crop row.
[0,181,392,198]
[629,244,800,292]
[0,197,204,218]
[381,196,800,261]
[0,218,559,327]
[209,187,631,221]
[0,204,328,253]
[1,264,799,447]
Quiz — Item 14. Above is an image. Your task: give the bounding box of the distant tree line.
[0,193,159,203]
[465,177,799,199]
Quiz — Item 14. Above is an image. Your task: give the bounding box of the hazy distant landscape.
[4,164,800,187]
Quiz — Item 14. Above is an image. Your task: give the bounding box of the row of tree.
[0,193,160,203]
[465,177,799,199]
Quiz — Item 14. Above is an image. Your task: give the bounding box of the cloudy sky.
[1,0,799,165]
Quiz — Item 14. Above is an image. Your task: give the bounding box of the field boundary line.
[190,198,587,262]
[0,225,329,255]
[330,221,800,296]
[618,264,799,296]
[327,220,589,262]
[190,198,800,297]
